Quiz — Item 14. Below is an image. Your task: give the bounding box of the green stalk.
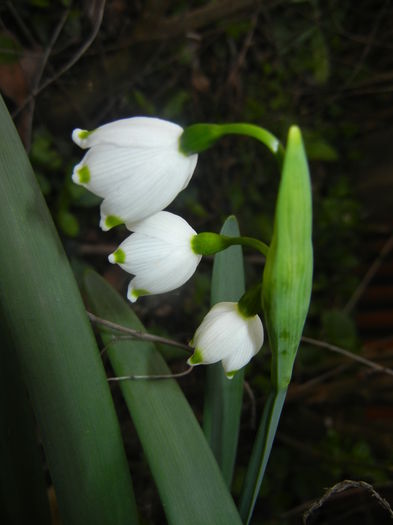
[220,123,285,166]
[0,95,138,525]
[223,236,269,256]
[180,123,285,167]
[203,216,246,487]
[239,388,287,524]
[192,233,269,257]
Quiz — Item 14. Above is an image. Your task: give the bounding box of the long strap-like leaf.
[203,216,246,486]
[0,96,139,525]
[84,269,243,525]
[0,322,51,525]
[239,387,287,524]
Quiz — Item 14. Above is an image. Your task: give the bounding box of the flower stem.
[220,123,285,167]
[87,311,192,353]
[180,122,285,168]
[192,233,269,257]
[223,236,269,257]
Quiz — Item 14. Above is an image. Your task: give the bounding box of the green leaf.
[57,209,80,237]
[0,323,51,525]
[84,270,243,525]
[303,130,338,161]
[0,95,139,525]
[239,388,287,524]
[203,216,246,486]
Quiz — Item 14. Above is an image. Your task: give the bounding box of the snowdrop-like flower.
[188,302,264,378]
[72,117,198,230]
[108,211,202,302]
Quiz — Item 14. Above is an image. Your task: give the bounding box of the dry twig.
[13,0,106,118]
[303,479,393,523]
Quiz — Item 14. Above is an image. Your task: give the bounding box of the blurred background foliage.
[1,0,393,523]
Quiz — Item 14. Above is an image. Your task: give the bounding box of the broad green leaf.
[0,95,138,525]
[84,270,243,525]
[203,216,246,486]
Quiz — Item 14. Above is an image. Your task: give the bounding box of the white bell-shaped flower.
[72,117,198,230]
[188,302,264,378]
[108,211,202,302]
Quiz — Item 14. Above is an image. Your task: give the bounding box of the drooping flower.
[188,302,264,378]
[72,117,198,230]
[108,211,202,302]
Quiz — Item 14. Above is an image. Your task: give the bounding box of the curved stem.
[180,122,285,167]
[223,235,269,257]
[220,123,285,168]
[192,233,269,257]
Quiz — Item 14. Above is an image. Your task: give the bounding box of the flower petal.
[190,303,247,364]
[188,302,264,377]
[221,315,264,375]
[126,210,197,242]
[72,117,184,149]
[108,212,201,299]
[72,117,198,228]
[96,148,197,228]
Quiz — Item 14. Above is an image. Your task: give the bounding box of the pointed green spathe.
[262,125,313,389]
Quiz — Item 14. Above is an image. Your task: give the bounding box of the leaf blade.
[84,269,243,525]
[203,215,246,486]
[0,95,139,525]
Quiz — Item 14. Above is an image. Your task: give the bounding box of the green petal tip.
[76,165,91,184]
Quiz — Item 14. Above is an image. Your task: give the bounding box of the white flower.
[72,117,198,230]
[188,302,264,378]
[108,211,201,302]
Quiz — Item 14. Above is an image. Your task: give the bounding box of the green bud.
[179,124,222,155]
[262,126,313,389]
[191,232,229,255]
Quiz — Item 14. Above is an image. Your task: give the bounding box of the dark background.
[1,1,392,523]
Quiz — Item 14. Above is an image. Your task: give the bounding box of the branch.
[87,310,393,376]
[87,311,192,353]
[130,0,266,42]
[303,480,393,524]
[13,0,106,118]
[107,366,193,382]
[301,336,393,377]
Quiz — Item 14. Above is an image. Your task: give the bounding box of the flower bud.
[188,302,264,379]
[262,126,313,389]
